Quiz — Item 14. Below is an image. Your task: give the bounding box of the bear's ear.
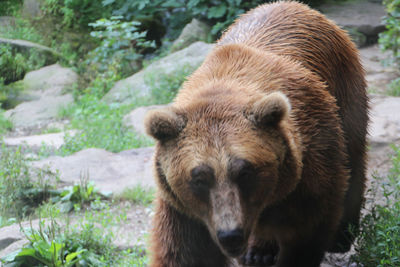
[144,108,186,141]
[246,91,291,128]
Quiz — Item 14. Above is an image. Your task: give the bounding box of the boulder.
[369,94,400,146]
[0,16,16,28]
[103,42,213,105]
[123,104,168,136]
[171,19,211,52]
[4,64,77,129]
[3,131,76,150]
[22,0,42,19]
[319,1,386,47]
[32,147,156,193]
[0,38,60,65]
[5,95,73,129]
[18,64,78,98]
[360,45,400,94]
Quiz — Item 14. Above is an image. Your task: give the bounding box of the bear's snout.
[217,228,245,256]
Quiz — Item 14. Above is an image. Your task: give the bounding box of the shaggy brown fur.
[145,1,368,267]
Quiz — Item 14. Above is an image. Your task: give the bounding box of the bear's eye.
[190,164,214,201]
[229,158,257,197]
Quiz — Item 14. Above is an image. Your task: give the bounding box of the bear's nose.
[217,229,245,255]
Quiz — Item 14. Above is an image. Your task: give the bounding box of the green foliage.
[1,204,147,266]
[143,64,195,105]
[0,145,58,221]
[42,0,112,30]
[115,185,155,206]
[103,0,266,39]
[2,218,84,267]
[87,16,155,76]
[0,44,46,106]
[387,77,400,96]
[380,0,400,65]
[48,176,110,213]
[58,94,153,155]
[353,145,400,266]
[0,0,23,16]
[0,109,13,135]
[0,17,44,44]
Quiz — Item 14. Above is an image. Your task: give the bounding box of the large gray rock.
[5,64,77,129]
[103,42,213,105]
[0,38,60,65]
[171,19,211,52]
[369,95,400,146]
[319,1,386,47]
[22,0,42,19]
[360,45,400,93]
[3,131,76,150]
[123,104,168,136]
[0,16,16,28]
[32,147,156,193]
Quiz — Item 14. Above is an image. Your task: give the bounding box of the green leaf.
[208,5,227,18]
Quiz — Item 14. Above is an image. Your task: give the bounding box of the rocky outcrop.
[102,42,213,105]
[32,147,156,193]
[170,19,211,52]
[369,94,400,146]
[319,0,386,47]
[5,64,77,129]
[0,38,60,65]
[123,104,168,136]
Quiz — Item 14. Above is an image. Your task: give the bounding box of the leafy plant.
[380,0,400,64]
[0,0,23,16]
[352,145,400,266]
[0,109,13,134]
[0,145,58,220]
[87,16,155,76]
[0,44,46,106]
[42,0,112,30]
[2,218,84,267]
[49,175,110,212]
[1,203,146,266]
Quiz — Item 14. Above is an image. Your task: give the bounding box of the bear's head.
[145,91,302,257]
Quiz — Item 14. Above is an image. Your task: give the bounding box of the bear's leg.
[240,238,279,266]
[150,197,228,267]
[330,144,366,253]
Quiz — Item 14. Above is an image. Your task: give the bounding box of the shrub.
[87,16,155,76]
[42,0,112,30]
[0,0,22,16]
[0,145,58,220]
[0,44,46,106]
[380,0,400,65]
[0,109,13,134]
[1,204,147,266]
[352,145,400,266]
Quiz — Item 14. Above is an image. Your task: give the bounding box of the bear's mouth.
[217,229,247,257]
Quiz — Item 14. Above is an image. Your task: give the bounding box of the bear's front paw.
[240,247,277,266]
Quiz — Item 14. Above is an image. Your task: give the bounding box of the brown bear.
[144,1,368,267]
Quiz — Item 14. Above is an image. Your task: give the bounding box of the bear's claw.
[240,248,277,266]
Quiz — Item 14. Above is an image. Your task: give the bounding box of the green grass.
[353,145,400,267]
[0,145,59,222]
[387,77,400,96]
[58,94,153,155]
[1,203,148,266]
[0,109,12,135]
[0,17,44,44]
[114,185,155,206]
